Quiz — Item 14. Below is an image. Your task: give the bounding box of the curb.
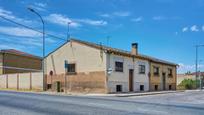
[115,90,185,97]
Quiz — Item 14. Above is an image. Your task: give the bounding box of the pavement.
[0,90,204,115]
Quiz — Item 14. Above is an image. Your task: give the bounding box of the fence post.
[6,74,8,89]
[17,73,19,90]
[30,72,32,90]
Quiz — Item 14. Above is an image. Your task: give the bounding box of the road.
[0,90,204,115]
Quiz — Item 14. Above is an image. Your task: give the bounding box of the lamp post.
[199,60,203,90]
[195,45,204,89]
[28,7,45,90]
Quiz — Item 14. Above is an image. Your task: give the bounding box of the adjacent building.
[45,39,177,93]
[0,49,42,74]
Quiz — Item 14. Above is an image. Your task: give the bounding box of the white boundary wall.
[0,72,43,91]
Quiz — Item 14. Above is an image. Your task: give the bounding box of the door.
[162,73,166,90]
[129,69,134,92]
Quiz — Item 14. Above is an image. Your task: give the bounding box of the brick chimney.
[131,43,138,55]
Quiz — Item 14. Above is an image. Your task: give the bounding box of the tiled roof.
[70,39,178,66]
[0,49,42,59]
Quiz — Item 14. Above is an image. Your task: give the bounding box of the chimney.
[131,43,138,55]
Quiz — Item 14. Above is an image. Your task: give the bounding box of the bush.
[178,79,199,89]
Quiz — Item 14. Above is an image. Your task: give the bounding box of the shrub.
[178,79,199,89]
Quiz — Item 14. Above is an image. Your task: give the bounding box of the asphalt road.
[0,91,204,115]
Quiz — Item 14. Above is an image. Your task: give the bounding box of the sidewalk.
[85,90,185,97]
[39,90,185,97]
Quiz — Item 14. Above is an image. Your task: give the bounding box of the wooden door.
[129,69,134,91]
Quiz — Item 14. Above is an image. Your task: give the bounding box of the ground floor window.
[140,85,144,91]
[67,63,76,74]
[155,85,158,91]
[116,85,122,92]
[169,85,172,90]
[47,84,52,89]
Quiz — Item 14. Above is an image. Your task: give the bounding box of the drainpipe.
[2,52,5,74]
[148,61,151,91]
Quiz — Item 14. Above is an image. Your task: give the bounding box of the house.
[45,39,177,93]
[0,49,42,74]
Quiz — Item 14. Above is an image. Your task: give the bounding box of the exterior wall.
[45,41,106,75]
[0,54,3,74]
[46,71,106,93]
[149,62,177,91]
[106,54,149,93]
[2,53,41,74]
[0,72,43,91]
[0,74,7,88]
[177,74,196,85]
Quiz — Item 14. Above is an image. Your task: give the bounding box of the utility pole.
[28,7,45,91]
[195,45,204,89]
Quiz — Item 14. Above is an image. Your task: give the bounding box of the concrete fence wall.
[0,72,43,91]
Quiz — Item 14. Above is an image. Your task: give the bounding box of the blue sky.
[0,0,204,73]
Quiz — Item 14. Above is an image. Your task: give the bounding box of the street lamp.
[28,7,45,90]
[195,45,204,88]
[199,60,203,90]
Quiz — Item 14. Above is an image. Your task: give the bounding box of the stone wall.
[46,71,106,93]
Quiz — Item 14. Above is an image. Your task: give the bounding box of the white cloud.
[202,25,204,31]
[0,26,41,37]
[182,27,188,32]
[113,11,130,17]
[178,63,204,73]
[0,7,34,25]
[100,13,111,18]
[35,3,47,8]
[131,16,143,22]
[77,19,107,26]
[190,25,199,32]
[46,13,107,27]
[29,2,47,12]
[45,14,80,27]
[0,44,25,50]
[152,16,166,21]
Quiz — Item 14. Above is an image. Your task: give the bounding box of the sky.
[0,0,204,73]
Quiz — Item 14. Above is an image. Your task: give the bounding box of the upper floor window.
[168,68,173,77]
[153,66,159,76]
[115,61,123,72]
[139,65,145,74]
[67,63,76,74]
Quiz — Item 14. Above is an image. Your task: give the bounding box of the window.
[139,65,145,74]
[116,85,122,92]
[47,84,52,89]
[169,85,172,90]
[115,61,123,72]
[67,63,76,74]
[153,66,159,76]
[155,85,158,91]
[168,68,173,77]
[140,85,144,91]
